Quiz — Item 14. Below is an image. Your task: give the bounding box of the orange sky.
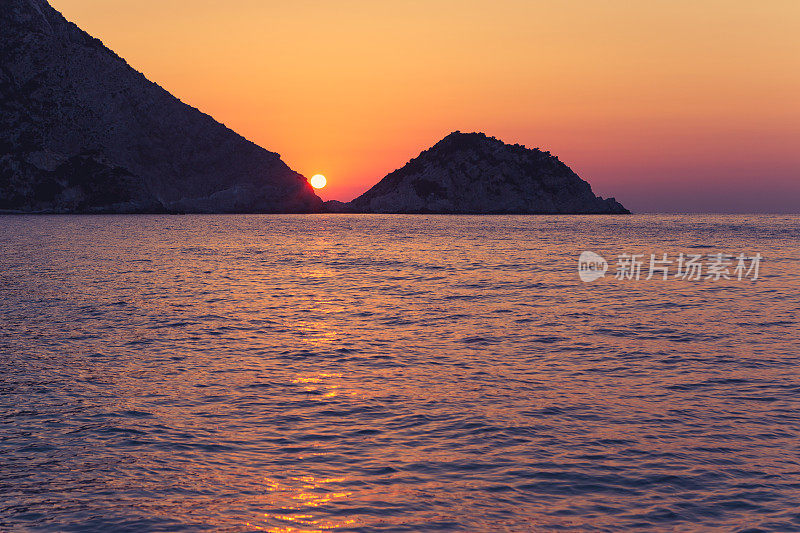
[50,0,800,212]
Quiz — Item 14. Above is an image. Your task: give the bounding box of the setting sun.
[310,174,327,189]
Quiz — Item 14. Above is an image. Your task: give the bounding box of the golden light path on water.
[244,371,357,532]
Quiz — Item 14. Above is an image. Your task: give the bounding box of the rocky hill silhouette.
[343,132,629,214]
[0,0,322,213]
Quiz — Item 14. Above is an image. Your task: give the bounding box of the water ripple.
[0,214,798,532]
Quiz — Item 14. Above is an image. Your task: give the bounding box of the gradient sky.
[50,0,800,212]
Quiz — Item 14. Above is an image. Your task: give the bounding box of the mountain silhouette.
[341,132,629,214]
[0,0,322,213]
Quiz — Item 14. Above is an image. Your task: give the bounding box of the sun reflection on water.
[245,474,356,532]
[292,373,354,400]
[241,372,364,531]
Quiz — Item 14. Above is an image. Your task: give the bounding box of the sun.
[310,174,327,189]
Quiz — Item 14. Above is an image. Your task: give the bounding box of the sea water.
[1,214,798,531]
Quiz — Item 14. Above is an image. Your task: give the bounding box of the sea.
[0,214,798,532]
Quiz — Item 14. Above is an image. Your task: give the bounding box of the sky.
[50,0,800,212]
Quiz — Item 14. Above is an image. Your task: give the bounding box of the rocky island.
[338,132,629,214]
[0,0,322,213]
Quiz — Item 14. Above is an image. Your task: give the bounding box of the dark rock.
[322,200,351,213]
[0,0,322,213]
[348,132,630,214]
